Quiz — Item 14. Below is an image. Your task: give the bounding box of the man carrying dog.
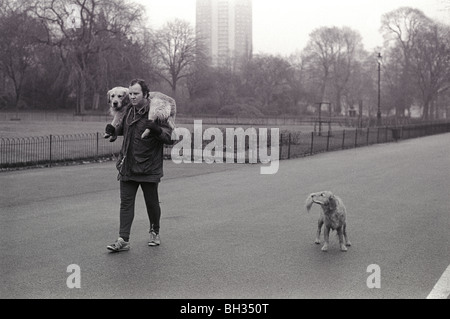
[106,79,175,252]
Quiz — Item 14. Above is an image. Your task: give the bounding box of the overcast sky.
[138,0,449,56]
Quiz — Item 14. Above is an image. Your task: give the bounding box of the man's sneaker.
[107,237,130,252]
[148,232,160,246]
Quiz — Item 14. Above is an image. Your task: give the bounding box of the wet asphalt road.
[1,133,449,299]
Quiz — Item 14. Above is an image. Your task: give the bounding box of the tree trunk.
[422,101,430,120]
[92,92,100,110]
[335,91,341,115]
[79,75,86,114]
[171,84,177,101]
[320,78,327,103]
[430,100,436,120]
[358,100,363,128]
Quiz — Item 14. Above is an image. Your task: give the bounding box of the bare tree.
[343,51,378,122]
[381,7,431,117]
[243,54,291,110]
[286,52,308,113]
[303,26,365,115]
[0,2,45,109]
[213,66,240,108]
[184,35,210,100]
[32,0,144,114]
[185,61,213,100]
[331,27,365,115]
[411,22,450,119]
[151,19,198,99]
[303,27,338,104]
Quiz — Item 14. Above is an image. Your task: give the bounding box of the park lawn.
[0,119,341,139]
[0,120,108,138]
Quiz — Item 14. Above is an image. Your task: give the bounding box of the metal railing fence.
[1,133,123,169]
[1,122,449,169]
[279,122,450,159]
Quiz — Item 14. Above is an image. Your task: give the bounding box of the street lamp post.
[377,52,382,127]
[316,102,331,136]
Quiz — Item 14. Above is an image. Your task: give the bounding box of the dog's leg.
[315,217,323,244]
[105,113,121,141]
[337,226,348,252]
[104,125,118,142]
[104,126,112,139]
[343,223,351,247]
[321,226,330,252]
[109,122,119,142]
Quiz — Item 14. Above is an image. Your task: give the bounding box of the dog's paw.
[321,244,328,252]
[340,245,348,252]
[346,241,352,247]
[314,239,321,245]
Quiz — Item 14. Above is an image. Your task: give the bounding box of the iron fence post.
[49,134,52,167]
[342,130,346,149]
[287,133,291,159]
[279,133,283,160]
[366,127,370,146]
[326,130,330,152]
[191,132,194,162]
[310,132,314,155]
[96,132,99,161]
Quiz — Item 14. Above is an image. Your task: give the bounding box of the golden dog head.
[305,191,337,212]
[107,87,130,112]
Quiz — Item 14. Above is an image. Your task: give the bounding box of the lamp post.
[316,102,331,136]
[377,52,382,127]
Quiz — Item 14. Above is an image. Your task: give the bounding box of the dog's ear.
[305,194,314,212]
[328,195,337,210]
[107,89,112,104]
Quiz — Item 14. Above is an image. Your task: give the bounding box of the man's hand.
[146,120,162,135]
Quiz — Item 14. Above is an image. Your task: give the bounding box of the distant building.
[196,0,253,70]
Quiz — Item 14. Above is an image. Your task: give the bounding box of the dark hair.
[129,78,150,98]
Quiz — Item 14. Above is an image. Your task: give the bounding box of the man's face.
[129,83,144,106]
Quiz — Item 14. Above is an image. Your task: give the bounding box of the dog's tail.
[305,193,315,212]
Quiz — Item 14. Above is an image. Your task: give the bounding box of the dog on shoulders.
[104,87,176,142]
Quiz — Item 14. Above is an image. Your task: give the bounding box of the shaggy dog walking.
[305,191,352,252]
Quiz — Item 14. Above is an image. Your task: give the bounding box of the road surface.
[1,133,449,299]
